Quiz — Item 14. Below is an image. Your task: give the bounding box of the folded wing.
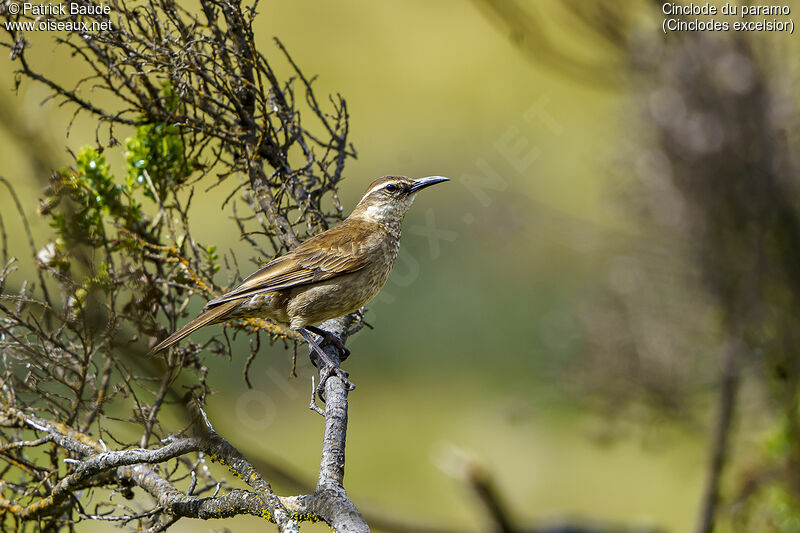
[206,222,374,308]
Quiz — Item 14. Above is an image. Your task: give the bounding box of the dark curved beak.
[409,176,450,193]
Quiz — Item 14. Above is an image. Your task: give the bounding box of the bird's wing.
[206,222,376,308]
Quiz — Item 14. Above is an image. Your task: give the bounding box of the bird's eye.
[385,184,398,193]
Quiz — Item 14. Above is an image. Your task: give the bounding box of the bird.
[149,175,450,396]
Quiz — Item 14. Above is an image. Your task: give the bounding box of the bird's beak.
[409,176,450,193]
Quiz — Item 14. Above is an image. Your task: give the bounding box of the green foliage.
[125,85,195,199]
[205,245,220,273]
[765,485,800,532]
[731,403,800,532]
[37,85,217,294]
[42,85,197,247]
[43,147,137,248]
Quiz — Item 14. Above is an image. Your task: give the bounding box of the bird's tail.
[148,300,240,355]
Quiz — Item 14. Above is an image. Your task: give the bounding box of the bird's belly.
[286,265,391,328]
[225,292,291,324]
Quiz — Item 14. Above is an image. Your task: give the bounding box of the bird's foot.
[306,325,351,361]
[297,327,356,401]
[316,362,355,399]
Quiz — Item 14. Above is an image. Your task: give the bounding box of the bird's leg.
[298,328,355,399]
[305,325,351,361]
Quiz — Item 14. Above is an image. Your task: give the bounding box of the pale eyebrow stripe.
[361,182,391,201]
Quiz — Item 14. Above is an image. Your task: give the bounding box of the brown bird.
[149,175,449,394]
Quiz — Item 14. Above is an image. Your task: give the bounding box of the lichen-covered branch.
[0,406,308,530]
[303,316,370,533]
[0,0,367,531]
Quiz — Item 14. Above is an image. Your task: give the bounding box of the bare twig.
[695,340,741,533]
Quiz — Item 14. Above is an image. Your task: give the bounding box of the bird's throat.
[356,196,415,226]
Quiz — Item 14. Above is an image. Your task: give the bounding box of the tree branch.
[302,314,371,533]
[0,406,305,531]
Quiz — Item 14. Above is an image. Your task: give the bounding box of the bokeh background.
[2,1,799,532]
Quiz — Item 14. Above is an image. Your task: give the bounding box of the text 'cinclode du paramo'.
[661,2,795,34]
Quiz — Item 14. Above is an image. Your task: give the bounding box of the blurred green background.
[3,1,776,532]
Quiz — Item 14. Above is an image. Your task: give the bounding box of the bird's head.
[351,175,450,225]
